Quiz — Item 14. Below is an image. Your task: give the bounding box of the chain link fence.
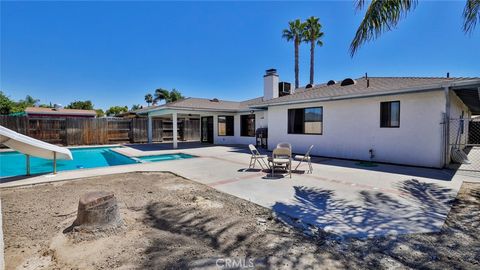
[447,117,480,172]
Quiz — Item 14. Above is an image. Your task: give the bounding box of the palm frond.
[463,0,480,34]
[350,0,417,57]
[355,0,366,11]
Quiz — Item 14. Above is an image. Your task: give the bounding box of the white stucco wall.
[267,90,448,168]
[213,111,267,145]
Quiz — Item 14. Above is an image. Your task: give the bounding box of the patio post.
[147,114,153,143]
[172,112,178,149]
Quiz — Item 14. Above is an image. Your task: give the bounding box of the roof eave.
[249,81,480,108]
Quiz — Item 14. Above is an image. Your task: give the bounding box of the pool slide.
[0,125,72,174]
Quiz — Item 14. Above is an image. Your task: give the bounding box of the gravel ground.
[1,172,479,269]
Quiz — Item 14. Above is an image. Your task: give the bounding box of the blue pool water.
[0,147,137,178]
[137,153,195,162]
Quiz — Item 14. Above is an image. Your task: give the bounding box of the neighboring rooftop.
[25,107,97,116]
[251,77,480,107]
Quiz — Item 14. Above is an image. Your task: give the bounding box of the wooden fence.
[0,116,200,146]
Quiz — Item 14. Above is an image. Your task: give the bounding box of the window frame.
[380,101,400,128]
[287,106,323,135]
[240,114,256,137]
[217,115,234,136]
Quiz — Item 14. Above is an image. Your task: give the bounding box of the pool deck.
[1,142,478,238]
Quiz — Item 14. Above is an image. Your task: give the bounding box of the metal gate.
[447,117,480,172]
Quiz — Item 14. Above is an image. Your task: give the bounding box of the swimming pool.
[0,146,197,178]
[0,147,137,178]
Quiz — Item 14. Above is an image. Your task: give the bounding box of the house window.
[380,101,400,128]
[288,107,323,135]
[240,114,255,137]
[218,116,234,136]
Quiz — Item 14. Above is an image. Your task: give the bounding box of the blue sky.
[1,1,478,110]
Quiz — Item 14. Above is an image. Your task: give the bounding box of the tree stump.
[73,191,122,230]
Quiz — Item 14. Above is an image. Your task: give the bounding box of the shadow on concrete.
[272,179,455,239]
[313,157,457,181]
[223,144,458,181]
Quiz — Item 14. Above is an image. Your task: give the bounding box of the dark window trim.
[380,101,400,128]
[287,106,323,135]
[217,115,234,136]
[240,114,256,137]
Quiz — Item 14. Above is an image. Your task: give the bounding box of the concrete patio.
[1,142,477,238]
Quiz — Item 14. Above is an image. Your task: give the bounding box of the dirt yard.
[1,172,479,269]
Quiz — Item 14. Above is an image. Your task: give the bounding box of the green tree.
[39,102,53,108]
[22,95,39,107]
[169,89,184,103]
[131,104,143,111]
[144,94,153,106]
[350,0,480,56]
[65,100,94,110]
[0,91,15,115]
[154,88,170,104]
[283,19,306,89]
[106,106,128,116]
[152,88,184,104]
[303,16,324,85]
[95,109,105,117]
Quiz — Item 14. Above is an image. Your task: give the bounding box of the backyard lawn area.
[1,172,479,269]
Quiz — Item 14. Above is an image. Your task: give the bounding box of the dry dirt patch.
[1,172,479,269]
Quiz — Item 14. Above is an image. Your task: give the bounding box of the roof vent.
[305,83,314,89]
[327,80,336,86]
[340,78,356,86]
[210,98,219,102]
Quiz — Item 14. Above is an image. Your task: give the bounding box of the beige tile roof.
[252,77,480,106]
[25,107,97,116]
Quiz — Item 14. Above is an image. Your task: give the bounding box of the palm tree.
[350,0,479,56]
[169,89,184,102]
[303,16,324,85]
[283,19,306,89]
[154,88,171,104]
[144,94,153,106]
[153,88,184,104]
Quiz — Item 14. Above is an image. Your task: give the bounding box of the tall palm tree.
[144,94,153,106]
[283,19,306,89]
[350,0,479,56]
[303,16,324,85]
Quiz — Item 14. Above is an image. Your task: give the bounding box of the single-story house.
[25,107,97,118]
[138,70,480,168]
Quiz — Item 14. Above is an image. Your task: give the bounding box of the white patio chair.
[276,142,292,151]
[294,145,314,173]
[248,144,269,169]
[269,147,292,178]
